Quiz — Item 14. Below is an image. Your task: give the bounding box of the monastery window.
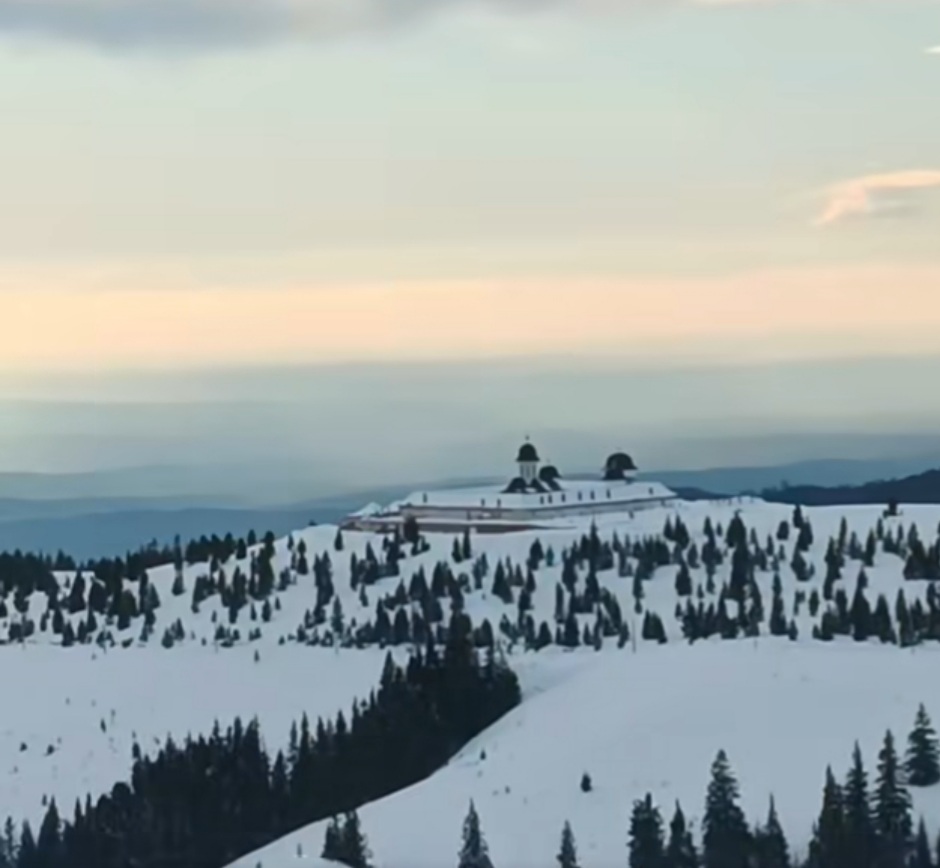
[649,487,654,495]
[422,493,428,504]
[497,499,502,508]
[481,499,486,507]
[561,494,566,502]
[590,490,595,500]
[548,495,553,504]
[606,489,611,499]
[539,496,544,504]
[577,492,583,501]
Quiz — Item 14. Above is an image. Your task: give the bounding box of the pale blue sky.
[0,1,937,274]
[0,0,937,480]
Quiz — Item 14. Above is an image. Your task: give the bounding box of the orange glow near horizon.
[3,263,939,373]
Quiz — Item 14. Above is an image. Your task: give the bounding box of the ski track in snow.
[1,500,939,867]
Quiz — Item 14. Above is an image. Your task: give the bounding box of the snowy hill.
[227,642,940,868]
[1,497,940,866]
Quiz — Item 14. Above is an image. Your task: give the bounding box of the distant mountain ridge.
[644,454,940,496]
[2,454,940,558]
[758,467,940,507]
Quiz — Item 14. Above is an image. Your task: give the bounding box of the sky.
[0,0,938,482]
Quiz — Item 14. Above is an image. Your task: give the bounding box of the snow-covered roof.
[398,478,675,511]
[349,502,383,518]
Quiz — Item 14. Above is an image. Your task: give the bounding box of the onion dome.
[516,441,540,463]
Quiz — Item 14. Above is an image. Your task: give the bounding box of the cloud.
[0,0,598,47]
[0,0,393,47]
[814,170,940,227]
[928,46,940,55]
[0,0,924,49]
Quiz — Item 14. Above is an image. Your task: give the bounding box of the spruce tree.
[557,820,580,868]
[458,801,494,868]
[843,741,875,868]
[753,797,789,868]
[35,799,62,867]
[338,810,371,868]
[905,704,940,787]
[702,750,750,868]
[665,802,698,868]
[322,818,342,861]
[874,730,912,868]
[628,793,665,868]
[911,819,934,868]
[808,767,844,868]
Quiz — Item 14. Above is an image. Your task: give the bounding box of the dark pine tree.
[874,730,912,868]
[628,793,665,868]
[35,799,62,868]
[807,767,845,868]
[322,817,342,861]
[911,819,934,868]
[457,801,494,868]
[337,810,371,868]
[665,802,698,868]
[753,797,789,868]
[905,704,940,787]
[843,741,875,868]
[702,750,750,868]
[557,820,580,868]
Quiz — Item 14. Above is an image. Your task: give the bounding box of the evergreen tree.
[458,801,494,868]
[753,797,789,868]
[628,793,665,868]
[874,730,912,868]
[675,563,692,597]
[35,798,62,868]
[911,819,934,868]
[17,823,36,868]
[338,810,371,868]
[906,704,940,787]
[843,741,875,868]
[462,528,472,561]
[702,750,750,868]
[808,766,845,868]
[769,574,788,636]
[557,820,580,868]
[323,817,342,861]
[665,802,697,868]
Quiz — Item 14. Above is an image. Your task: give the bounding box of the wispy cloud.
[0,0,926,49]
[814,170,940,228]
[928,46,940,55]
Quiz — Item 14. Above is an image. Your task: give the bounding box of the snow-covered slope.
[0,643,389,827]
[227,641,940,868]
[1,497,939,865]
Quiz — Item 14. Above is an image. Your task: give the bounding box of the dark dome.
[538,464,561,483]
[606,452,637,472]
[503,476,529,494]
[516,441,540,463]
[603,451,637,480]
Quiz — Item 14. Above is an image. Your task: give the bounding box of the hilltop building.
[341,438,677,534]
